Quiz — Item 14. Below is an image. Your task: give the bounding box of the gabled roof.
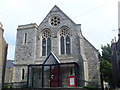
[39,5,76,27]
[50,5,60,12]
[43,51,61,65]
[83,36,99,52]
[52,5,76,24]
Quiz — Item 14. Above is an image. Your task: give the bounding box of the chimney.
[0,22,4,35]
[0,22,3,29]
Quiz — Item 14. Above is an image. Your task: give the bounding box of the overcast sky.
[0,0,119,60]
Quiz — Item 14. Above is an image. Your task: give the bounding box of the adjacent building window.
[60,27,71,55]
[42,29,51,56]
[22,68,25,80]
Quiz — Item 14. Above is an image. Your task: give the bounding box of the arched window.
[22,68,25,80]
[47,37,51,55]
[42,29,51,56]
[66,35,70,54]
[61,36,65,54]
[24,33,27,44]
[59,27,71,55]
[42,38,46,56]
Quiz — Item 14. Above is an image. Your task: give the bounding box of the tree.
[101,44,111,62]
[100,44,113,85]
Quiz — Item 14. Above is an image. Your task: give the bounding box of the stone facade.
[13,6,101,88]
[111,33,120,88]
[0,23,8,89]
[111,3,120,87]
[4,60,14,84]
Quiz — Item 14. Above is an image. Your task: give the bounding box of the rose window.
[50,16,60,26]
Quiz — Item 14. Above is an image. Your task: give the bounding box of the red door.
[51,66,58,87]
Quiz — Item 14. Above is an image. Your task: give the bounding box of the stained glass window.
[42,30,51,56]
[47,38,51,55]
[61,36,65,54]
[60,27,71,55]
[66,35,70,54]
[42,38,46,56]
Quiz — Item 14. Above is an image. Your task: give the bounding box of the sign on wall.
[68,76,76,86]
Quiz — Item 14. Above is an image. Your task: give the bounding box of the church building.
[12,5,101,88]
[111,3,120,88]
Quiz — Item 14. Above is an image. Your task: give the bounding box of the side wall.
[83,37,101,87]
[0,29,8,89]
[13,24,38,84]
[14,28,37,65]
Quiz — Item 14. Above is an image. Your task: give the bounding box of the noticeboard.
[68,76,76,86]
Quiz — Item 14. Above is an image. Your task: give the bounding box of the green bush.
[2,85,12,90]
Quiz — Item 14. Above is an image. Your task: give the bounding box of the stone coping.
[17,23,38,30]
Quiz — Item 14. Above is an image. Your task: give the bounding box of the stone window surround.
[41,29,52,56]
[23,33,28,45]
[40,26,72,56]
[49,15,61,27]
[59,26,72,55]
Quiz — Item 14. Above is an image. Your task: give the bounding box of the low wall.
[2,88,87,90]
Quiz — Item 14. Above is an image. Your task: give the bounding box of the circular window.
[42,30,51,38]
[50,16,60,26]
[60,27,70,36]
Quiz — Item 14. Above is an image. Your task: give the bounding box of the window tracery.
[59,27,71,55]
[50,16,60,26]
[42,29,51,56]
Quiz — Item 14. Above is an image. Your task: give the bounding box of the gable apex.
[43,52,61,65]
[50,5,60,12]
[39,5,76,28]
[50,5,76,24]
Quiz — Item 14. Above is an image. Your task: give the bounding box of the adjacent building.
[0,23,8,89]
[12,6,101,88]
[111,32,120,88]
[4,60,14,84]
[111,2,120,88]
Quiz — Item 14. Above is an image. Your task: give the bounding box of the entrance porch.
[27,62,79,88]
